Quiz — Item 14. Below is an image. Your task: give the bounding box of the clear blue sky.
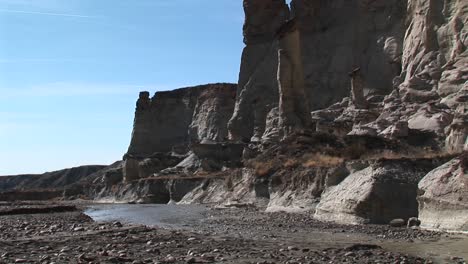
[0,0,245,175]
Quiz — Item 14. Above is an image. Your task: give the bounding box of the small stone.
[389,219,406,227]
[407,217,421,228]
[113,221,123,227]
[287,246,299,251]
[164,255,176,263]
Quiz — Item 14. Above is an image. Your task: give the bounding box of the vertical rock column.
[127,91,153,156]
[277,19,312,138]
[124,91,152,182]
[228,0,289,142]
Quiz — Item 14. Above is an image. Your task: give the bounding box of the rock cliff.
[229,0,466,144]
[123,83,236,182]
[111,0,468,228]
[95,0,468,231]
[4,0,467,231]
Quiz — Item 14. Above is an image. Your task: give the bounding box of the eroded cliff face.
[293,0,407,109]
[128,84,237,157]
[228,0,467,144]
[227,0,290,142]
[399,0,467,102]
[107,0,468,230]
[123,83,236,181]
[67,0,468,231]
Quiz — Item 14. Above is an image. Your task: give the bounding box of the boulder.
[315,160,437,225]
[380,121,409,139]
[347,125,378,137]
[389,218,406,227]
[418,154,468,230]
[407,217,421,228]
[407,106,453,134]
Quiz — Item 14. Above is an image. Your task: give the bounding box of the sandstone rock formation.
[292,0,407,109]
[124,83,237,182]
[399,0,468,104]
[315,160,438,224]
[189,85,236,143]
[277,19,312,138]
[126,87,201,157]
[228,0,289,142]
[418,153,468,230]
[230,0,411,143]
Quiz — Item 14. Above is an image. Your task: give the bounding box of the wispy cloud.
[0,8,96,18]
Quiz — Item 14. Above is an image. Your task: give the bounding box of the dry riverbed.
[0,202,466,264]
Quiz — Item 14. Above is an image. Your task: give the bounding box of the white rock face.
[228,0,289,142]
[399,0,468,101]
[229,0,467,144]
[407,107,453,134]
[418,155,468,230]
[189,85,236,143]
[277,19,312,138]
[315,161,433,224]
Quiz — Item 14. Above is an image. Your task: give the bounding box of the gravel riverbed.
[0,203,465,264]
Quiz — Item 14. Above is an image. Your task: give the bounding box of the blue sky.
[0,0,245,175]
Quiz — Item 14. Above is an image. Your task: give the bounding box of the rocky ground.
[0,203,466,264]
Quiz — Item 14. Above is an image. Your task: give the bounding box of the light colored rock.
[293,0,406,109]
[399,0,468,103]
[380,121,409,138]
[189,85,236,143]
[126,91,152,156]
[418,155,468,230]
[408,106,453,134]
[315,160,436,224]
[446,104,468,154]
[446,118,468,154]
[277,19,312,138]
[347,125,378,137]
[228,0,289,142]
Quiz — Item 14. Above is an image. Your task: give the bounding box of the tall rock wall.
[127,87,201,157]
[398,0,467,105]
[228,0,290,142]
[127,83,237,158]
[229,0,467,144]
[293,0,407,109]
[189,85,236,143]
[229,0,408,142]
[124,83,237,181]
